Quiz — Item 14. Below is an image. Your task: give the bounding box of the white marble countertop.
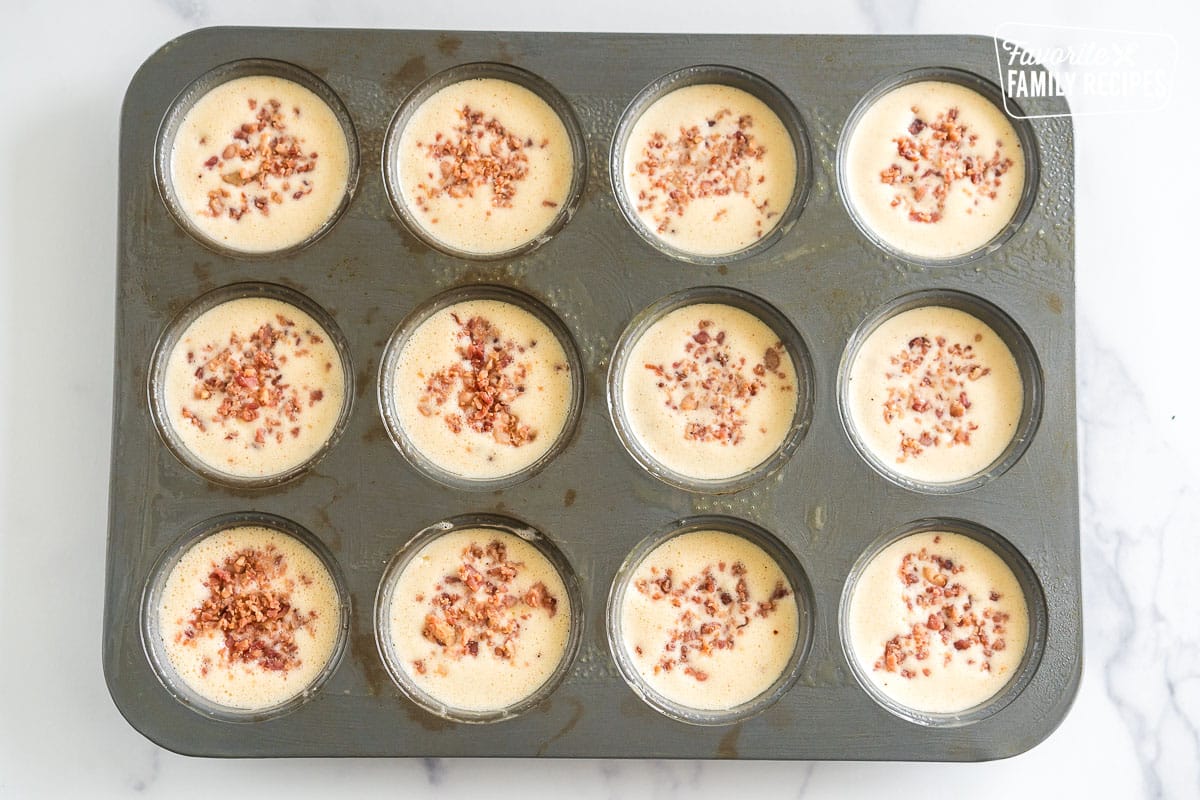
[1,1,1196,797]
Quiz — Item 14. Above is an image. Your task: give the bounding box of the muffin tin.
[104,28,1079,759]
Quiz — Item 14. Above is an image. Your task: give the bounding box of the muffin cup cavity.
[836,67,1039,267]
[838,517,1047,727]
[382,62,588,261]
[607,286,813,494]
[610,64,811,265]
[373,513,584,724]
[139,511,351,723]
[155,58,360,259]
[377,284,585,491]
[837,289,1043,494]
[147,282,355,489]
[606,515,813,726]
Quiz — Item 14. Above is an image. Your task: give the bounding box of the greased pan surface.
[105,28,1078,759]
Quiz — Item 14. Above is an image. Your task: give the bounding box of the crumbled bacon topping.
[413,105,551,214]
[644,319,790,445]
[633,109,775,235]
[182,314,326,447]
[879,105,1014,224]
[200,97,318,222]
[632,560,790,682]
[417,313,546,447]
[416,539,557,669]
[874,546,1010,679]
[880,332,991,462]
[179,544,317,673]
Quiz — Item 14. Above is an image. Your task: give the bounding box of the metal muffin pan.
[105,28,1079,760]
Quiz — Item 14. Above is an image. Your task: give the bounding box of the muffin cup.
[146,281,355,489]
[382,62,588,261]
[607,286,813,494]
[835,67,1039,268]
[838,517,1047,727]
[139,511,351,723]
[610,64,811,265]
[373,513,584,724]
[154,58,360,260]
[606,515,814,726]
[377,284,585,491]
[837,288,1043,494]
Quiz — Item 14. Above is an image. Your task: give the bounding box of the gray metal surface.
[104,28,1079,760]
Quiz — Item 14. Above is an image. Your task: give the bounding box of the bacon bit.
[417,314,539,447]
[632,109,771,235]
[762,346,781,372]
[523,581,558,617]
[921,565,948,587]
[417,539,557,664]
[756,581,790,617]
[422,614,458,647]
[180,406,206,432]
[882,105,1014,225]
[182,545,316,673]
